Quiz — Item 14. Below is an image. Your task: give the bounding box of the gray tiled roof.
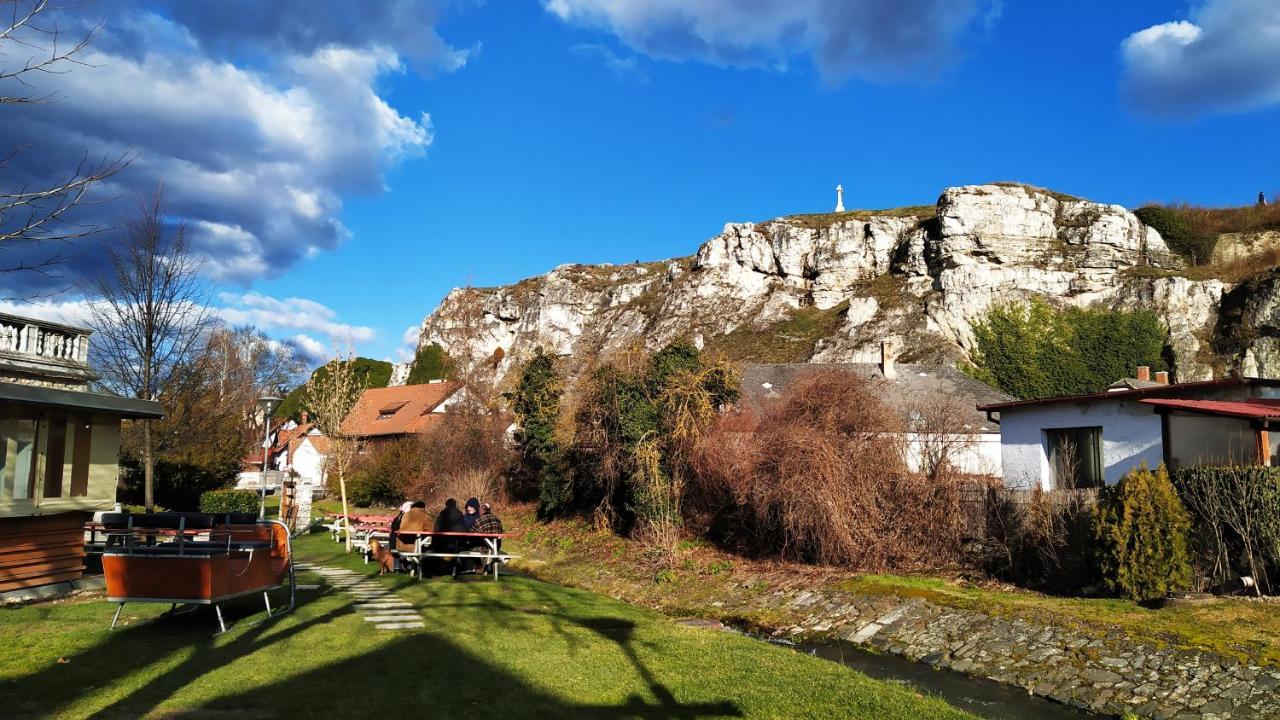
[738,363,1014,433]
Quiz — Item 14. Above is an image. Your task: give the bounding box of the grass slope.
[0,531,977,720]
[512,509,1280,669]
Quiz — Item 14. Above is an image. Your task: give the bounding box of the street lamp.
[257,395,283,519]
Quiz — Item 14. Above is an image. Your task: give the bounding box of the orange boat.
[101,512,295,632]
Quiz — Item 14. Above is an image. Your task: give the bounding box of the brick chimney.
[1136,366,1151,382]
[880,340,897,380]
[1154,371,1170,385]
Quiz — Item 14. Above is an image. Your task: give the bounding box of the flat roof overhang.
[0,381,163,419]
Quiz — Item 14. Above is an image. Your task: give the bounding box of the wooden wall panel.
[0,512,86,593]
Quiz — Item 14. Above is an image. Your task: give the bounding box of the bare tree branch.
[1,1,127,296]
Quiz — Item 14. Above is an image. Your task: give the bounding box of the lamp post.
[257,395,282,519]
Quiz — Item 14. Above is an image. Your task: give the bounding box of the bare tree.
[905,395,980,481]
[305,348,364,551]
[1,0,129,293]
[90,192,213,511]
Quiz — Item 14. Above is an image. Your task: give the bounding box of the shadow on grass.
[3,570,742,720]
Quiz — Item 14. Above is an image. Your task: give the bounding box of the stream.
[791,639,1102,719]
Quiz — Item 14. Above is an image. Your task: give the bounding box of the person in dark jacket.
[432,498,467,577]
[462,497,481,531]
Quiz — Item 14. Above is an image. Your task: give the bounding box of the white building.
[980,371,1280,490]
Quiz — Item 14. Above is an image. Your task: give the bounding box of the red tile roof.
[1140,398,1280,420]
[339,381,463,438]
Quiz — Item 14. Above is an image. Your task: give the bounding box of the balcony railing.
[0,314,95,387]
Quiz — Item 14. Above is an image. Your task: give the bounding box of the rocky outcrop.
[415,183,1267,384]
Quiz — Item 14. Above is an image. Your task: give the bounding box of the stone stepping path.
[295,562,424,630]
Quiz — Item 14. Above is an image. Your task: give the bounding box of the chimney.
[1136,366,1150,382]
[880,340,897,380]
[1155,371,1170,385]
[300,411,309,423]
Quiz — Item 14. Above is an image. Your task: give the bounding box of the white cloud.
[393,324,422,363]
[216,291,376,344]
[544,0,995,83]
[1122,0,1280,117]
[287,334,329,365]
[571,43,646,80]
[0,6,446,295]
[0,299,97,329]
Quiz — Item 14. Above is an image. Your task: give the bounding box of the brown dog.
[369,538,395,575]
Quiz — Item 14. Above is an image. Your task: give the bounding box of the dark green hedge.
[1135,206,1217,265]
[198,489,261,515]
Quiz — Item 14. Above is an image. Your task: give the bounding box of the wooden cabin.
[0,313,161,596]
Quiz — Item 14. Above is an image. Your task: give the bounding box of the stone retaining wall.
[753,586,1278,719]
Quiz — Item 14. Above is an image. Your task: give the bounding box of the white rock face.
[418,183,1265,385]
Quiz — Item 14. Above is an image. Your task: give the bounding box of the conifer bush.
[1094,463,1192,600]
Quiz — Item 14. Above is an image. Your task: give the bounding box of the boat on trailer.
[99,512,295,632]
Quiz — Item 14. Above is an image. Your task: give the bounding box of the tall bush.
[967,297,1168,400]
[689,371,965,568]
[1173,465,1280,594]
[1135,206,1217,265]
[509,348,567,511]
[1094,463,1192,600]
[568,342,737,534]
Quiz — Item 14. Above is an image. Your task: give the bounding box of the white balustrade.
[0,316,91,365]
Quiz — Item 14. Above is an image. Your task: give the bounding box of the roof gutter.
[0,381,164,419]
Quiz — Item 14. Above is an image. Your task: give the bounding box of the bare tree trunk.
[339,460,352,552]
[143,419,155,512]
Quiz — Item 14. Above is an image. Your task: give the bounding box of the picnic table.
[372,527,516,581]
[320,513,395,543]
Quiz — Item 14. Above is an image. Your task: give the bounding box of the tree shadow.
[4,572,742,719]
[1,585,346,719]
[178,631,741,719]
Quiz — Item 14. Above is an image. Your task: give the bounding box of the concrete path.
[295,563,424,630]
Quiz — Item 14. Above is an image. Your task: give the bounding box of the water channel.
[792,639,1102,720]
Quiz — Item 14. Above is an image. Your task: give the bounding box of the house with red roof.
[339,380,465,448]
[978,367,1280,490]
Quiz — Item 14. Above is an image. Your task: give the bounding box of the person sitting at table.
[463,502,504,575]
[462,497,481,531]
[396,501,429,553]
[471,502,503,535]
[390,501,411,537]
[431,498,467,577]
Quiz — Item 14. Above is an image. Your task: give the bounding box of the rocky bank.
[414,183,1278,384]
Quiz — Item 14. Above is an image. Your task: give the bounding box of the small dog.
[369,538,396,575]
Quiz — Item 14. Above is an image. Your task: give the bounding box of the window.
[0,418,36,500]
[377,401,408,420]
[1046,427,1103,489]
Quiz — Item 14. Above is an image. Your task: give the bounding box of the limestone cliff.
[414,183,1268,385]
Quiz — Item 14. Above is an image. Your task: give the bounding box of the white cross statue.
[835,184,845,212]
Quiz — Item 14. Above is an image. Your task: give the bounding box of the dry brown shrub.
[401,409,513,502]
[689,370,966,569]
[424,468,504,510]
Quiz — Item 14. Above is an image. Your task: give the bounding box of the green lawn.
[0,531,978,720]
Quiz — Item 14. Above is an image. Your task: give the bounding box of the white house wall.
[902,432,1001,477]
[292,439,327,487]
[998,400,1163,489]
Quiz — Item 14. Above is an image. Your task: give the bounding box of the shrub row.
[198,489,260,515]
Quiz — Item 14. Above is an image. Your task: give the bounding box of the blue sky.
[3,0,1279,367]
